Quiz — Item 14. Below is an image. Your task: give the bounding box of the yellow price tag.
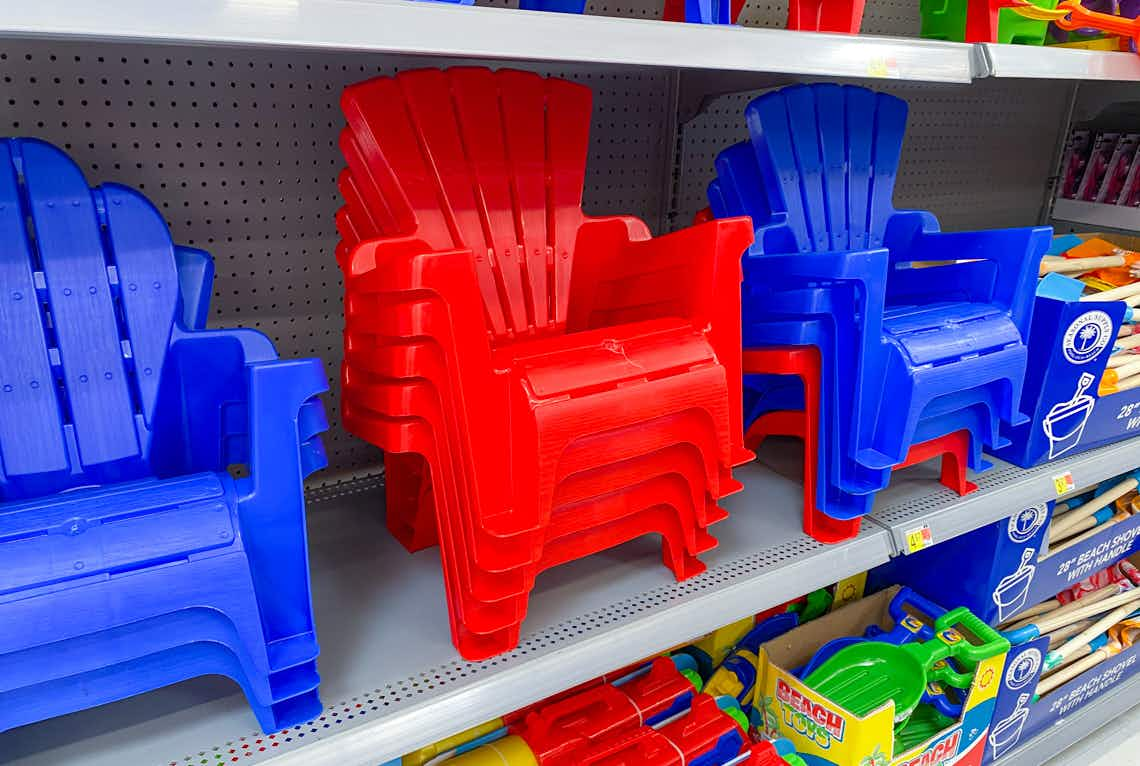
[905,525,933,554]
[1053,471,1075,497]
[866,56,900,79]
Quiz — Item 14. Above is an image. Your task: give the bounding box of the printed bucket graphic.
[1043,373,1096,459]
[992,549,1036,624]
[988,694,1031,760]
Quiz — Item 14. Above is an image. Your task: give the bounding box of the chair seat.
[1,473,234,597]
[884,301,1021,366]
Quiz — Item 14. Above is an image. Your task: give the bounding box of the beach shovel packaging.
[873,484,1140,628]
[984,553,1140,764]
[996,234,1140,469]
[755,588,1008,766]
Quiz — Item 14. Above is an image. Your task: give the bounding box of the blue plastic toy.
[0,138,329,733]
[519,0,588,11]
[685,0,732,23]
[709,83,1051,522]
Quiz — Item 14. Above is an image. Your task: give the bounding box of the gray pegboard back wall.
[0,40,674,485]
[676,79,1073,231]
[1,23,1073,485]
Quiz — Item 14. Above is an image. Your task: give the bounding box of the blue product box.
[997,293,1139,468]
[984,607,1140,763]
[872,499,1140,627]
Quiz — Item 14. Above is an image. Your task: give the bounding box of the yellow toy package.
[755,588,1008,766]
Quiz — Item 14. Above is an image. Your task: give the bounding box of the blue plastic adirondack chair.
[0,139,329,733]
[709,84,1050,521]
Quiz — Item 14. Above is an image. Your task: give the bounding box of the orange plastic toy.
[1003,0,1140,48]
[335,67,755,660]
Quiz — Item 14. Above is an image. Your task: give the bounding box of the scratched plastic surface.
[710,84,1049,524]
[335,67,754,660]
[0,139,330,734]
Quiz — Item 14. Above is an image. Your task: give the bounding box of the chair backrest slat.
[730,84,908,255]
[19,140,139,469]
[0,143,69,483]
[340,68,593,342]
[0,139,187,497]
[99,184,180,428]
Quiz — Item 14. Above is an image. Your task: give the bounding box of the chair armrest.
[154,328,289,475]
[892,226,1051,332]
[568,215,753,331]
[238,357,330,498]
[343,237,497,376]
[229,356,329,651]
[340,236,512,519]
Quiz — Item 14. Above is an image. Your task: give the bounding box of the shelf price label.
[866,56,900,79]
[905,524,934,554]
[1053,471,1076,497]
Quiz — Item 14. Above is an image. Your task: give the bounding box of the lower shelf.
[4,437,1140,766]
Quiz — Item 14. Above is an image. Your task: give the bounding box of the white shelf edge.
[1053,197,1140,231]
[869,437,1140,554]
[0,0,978,82]
[983,41,1140,81]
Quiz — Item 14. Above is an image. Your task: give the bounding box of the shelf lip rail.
[0,0,977,83]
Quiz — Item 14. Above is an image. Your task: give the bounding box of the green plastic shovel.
[894,703,956,752]
[803,608,1008,726]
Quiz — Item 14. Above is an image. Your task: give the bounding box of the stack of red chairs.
[335,67,754,660]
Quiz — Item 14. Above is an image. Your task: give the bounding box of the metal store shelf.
[1052,197,1140,230]
[983,42,1140,81]
[0,0,979,82]
[5,437,1139,766]
[869,438,1140,555]
[2,454,892,766]
[1001,672,1140,765]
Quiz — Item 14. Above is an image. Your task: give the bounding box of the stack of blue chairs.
[0,138,329,734]
[709,84,1050,523]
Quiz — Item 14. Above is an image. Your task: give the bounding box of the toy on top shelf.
[0,138,330,734]
[919,0,1060,44]
[335,66,754,660]
[708,83,1049,540]
[519,0,589,14]
[662,0,864,30]
[662,0,743,24]
[1004,0,1140,51]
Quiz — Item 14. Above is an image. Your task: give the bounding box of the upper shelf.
[8,2,1140,83]
[1052,197,1140,229]
[982,42,1140,81]
[0,0,974,83]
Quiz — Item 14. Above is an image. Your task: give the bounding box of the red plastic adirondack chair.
[335,67,753,659]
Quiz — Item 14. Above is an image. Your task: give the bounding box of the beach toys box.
[755,588,1007,766]
[996,238,1140,469]
[873,497,1140,628]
